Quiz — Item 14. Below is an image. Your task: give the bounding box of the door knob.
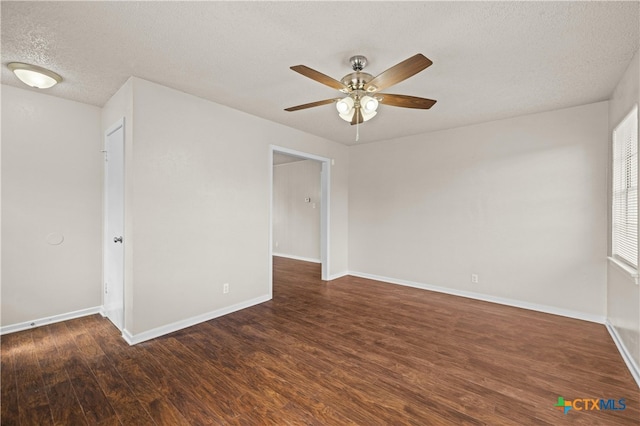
[114,236,123,243]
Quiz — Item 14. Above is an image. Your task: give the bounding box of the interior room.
[1,1,639,424]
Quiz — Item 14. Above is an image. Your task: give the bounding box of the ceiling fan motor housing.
[341,72,373,91]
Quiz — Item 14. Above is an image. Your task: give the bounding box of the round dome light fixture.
[8,62,62,89]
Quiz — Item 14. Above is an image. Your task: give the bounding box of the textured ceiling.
[2,1,638,145]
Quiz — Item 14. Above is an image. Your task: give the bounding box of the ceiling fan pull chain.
[356,120,360,142]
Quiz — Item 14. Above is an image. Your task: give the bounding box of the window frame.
[611,104,639,271]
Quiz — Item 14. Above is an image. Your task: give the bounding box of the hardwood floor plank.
[46,380,89,426]
[31,325,69,389]
[133,343,222,425]
[2,257,638,425]
[217,315,478,424]
[30,325,88,426]
[226,306,491,423]
[1,334,20,426]
[111,353,191,425]
[88,354,155,425]
[50,322,119,425]
[10,329,54,425]
[62,316,155,425]
[191,320,365,421]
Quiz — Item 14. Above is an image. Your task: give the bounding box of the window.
[612,105,639,268]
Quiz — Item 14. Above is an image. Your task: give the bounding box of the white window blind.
[612,105,639,268]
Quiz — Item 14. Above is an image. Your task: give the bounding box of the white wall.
[607,50,640,371]
[349,101,609,319]
[273,160,321,261]
[124,78,349,336]
[1,85,103,326]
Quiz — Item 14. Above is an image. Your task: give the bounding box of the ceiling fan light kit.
[285,53,437,139]
[336,94,378,123]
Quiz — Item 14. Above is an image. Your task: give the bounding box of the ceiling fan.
[285,54,437,126]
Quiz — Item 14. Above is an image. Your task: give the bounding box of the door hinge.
[101,150,108,162]
[105,282,108,294]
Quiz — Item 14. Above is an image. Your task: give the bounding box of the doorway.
[103,118,125,331]
[269,146,330,294]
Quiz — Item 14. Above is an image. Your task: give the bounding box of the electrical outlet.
[223,283,229,294]
[471,274,479,284]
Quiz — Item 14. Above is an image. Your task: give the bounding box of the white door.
[104,119,125,331]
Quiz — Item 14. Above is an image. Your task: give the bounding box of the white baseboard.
[0,306,103,335]
[606,321,640,388]
[122,294,271,345]
[348,271,606,324]
[273,253,321,264]
[327,271,349,281]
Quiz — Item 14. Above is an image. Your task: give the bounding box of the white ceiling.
[2,1,638,145]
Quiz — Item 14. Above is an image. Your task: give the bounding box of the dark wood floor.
[2,257,639,425]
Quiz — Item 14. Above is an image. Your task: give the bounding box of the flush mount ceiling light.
[8,62,62,89]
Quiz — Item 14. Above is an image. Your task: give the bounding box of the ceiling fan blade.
[351,108,363,125]
[290,65,348,91]
[378,94,437,109]
[285,98,341,112]
[364,54,433,93]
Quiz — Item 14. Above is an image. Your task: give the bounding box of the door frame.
[269,145,331,292]
[102,117,125,331]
